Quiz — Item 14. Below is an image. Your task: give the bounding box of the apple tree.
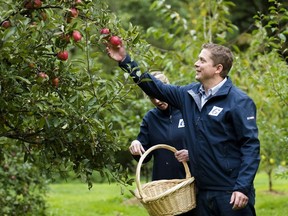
[0,0,147,190]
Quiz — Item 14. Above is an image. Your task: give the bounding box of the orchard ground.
[46,172,288,216]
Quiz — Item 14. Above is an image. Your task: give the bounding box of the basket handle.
[135,144,191,199]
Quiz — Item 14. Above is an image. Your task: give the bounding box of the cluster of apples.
[100,28,122,47]
[57,0,83,61]
[35,69,59,88]
[51,1,83,87]
[57,30,82,61]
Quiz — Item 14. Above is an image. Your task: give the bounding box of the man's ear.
[215,64,223,74]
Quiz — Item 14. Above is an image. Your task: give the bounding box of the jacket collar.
[187,77,233,111]
[189,76,232,97]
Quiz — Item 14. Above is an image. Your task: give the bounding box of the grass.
[46,172,288,216]
[254,172,288,216]
[46,182,147,216]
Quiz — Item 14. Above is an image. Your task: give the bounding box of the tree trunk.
[267,168,273,191]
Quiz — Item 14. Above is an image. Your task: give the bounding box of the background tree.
[0,138,47,215]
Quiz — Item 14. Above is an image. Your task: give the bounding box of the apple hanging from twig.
[72,30,82,42]
[57,51,69,61]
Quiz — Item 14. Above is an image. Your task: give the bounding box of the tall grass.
[46,172,288,216]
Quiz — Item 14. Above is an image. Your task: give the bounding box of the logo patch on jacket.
[208,106,223,116]
[178,119,185,128]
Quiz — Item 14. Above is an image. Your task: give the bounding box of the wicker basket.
[134,144,196,216]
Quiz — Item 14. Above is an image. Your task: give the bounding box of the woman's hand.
[129,140,145,156]
[175,149,189,162]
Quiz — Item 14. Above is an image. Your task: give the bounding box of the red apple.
[25,0,42,9]
[109,36,122,47]
[38,72,48,79]
[37,72,48,83]
[100,28,110,35]
[24,1,33,9]
[72,30,82,42]
[57,51,69,61]
[52,77,59,88]
[69,8,79,18]
[33,0,42,8]
[1,20,11,29]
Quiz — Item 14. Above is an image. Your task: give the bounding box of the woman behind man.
[129,72,195,215]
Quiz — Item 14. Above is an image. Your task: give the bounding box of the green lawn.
[254,172,288,216]
[46,181,147,216]
[46,172,288,216]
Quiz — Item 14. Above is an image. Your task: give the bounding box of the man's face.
[194,49,218,83]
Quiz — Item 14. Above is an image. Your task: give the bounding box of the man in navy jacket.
[107,43,260,216]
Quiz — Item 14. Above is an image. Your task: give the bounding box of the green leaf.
[13,76,31,84]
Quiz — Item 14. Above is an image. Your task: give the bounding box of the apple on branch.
[38,72,48,79]
[36,72,49,83]
[33,0,42,8]
[24,0,42,9]
[57,50,69,61]
[1,20,11,29]
[52,77,59,88]
[72,30,82,42]
[75,0,82,4]
[100,28,110,35]
[69,8,79,18]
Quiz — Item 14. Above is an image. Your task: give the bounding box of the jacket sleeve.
[232,96,261,195]
[119,54,184,110]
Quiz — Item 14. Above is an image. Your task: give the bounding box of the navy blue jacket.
[119,55,260,195]
[135,105,187,180]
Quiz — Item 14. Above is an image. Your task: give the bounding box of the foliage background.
[0,0,287,215]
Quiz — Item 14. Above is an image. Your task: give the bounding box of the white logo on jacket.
[209,106,223,116]
[178,119,185,128]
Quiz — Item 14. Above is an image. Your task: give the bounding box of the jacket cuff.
[233,188,249,196]
[118,54,141,82]
[118,54,131,67]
